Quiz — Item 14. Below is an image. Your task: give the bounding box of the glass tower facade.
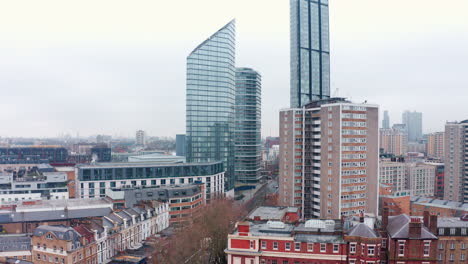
[235,68,262,184]
[290,0,330,108]
[186,20,236,190]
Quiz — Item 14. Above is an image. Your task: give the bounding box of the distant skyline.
[0,0,467,138]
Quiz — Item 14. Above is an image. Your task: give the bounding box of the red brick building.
[382,210,438,264]
[226,219,348,264]
[344,220,383,264]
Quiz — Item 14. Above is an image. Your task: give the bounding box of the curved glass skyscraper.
[235,68,261,184]
[290,0,330,108]
[186,20,236,191]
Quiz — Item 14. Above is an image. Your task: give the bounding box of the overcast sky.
[0,0,467,138]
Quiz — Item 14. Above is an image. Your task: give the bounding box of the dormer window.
[46,233,53,240]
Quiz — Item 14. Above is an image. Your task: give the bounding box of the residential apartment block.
[406,163,435,197]
[427,132,445,160]
[379,161,406,192]
[380,126,408,156]
[444,120,468,202]
[279,98,379,219]
[76,161,225,201]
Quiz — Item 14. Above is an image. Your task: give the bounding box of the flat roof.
[77,161,221,169]
[438,217,468,228]
[247,206,299,221]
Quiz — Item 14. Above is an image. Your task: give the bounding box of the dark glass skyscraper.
[290,0,330,108]
[186,20,236,190]
[235,68,261,185]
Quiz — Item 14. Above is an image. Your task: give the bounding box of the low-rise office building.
[0,172,69,205]
[106,184,203,226]
[76,161,225,201]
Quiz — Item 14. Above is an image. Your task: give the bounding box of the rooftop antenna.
[333,87,339,97]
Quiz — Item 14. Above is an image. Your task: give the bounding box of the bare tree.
[152,199,246,264]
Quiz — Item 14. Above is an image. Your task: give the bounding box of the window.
[423,242,430,257]
[461,254,466,261]
[43,255,47,261]
[461,243,466,250]
[46,233,53,239]
[250,240,254,249]
[439,228,444,235]
[295,242,301,251]
[438,253,443,261]
[450,242,455,250]
[333,244,339,253]
[53,246,57,252]
[261,241,266,249]
[462,228,467,236]
[439,243,444,250]
[350,243,356,253]
[449,253,454,261]
[398,241,405,256]
[273,241,278,250]
[450,228,456,235]
[307,243,313,252]
[368,245,375,256]
[55,257,59,263]
[285,242,290,251]
[320,243,326,252]
[37,254,41,260]
[349,260,356,264]
[282,261,288,264]
[382,239,387,248]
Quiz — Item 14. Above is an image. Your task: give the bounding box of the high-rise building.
[186,20,236,190]
[426,132,445,160]
[402,110,423,142]
[279,98,379,219]
[382,110,390,129]
[234,68,262,185]
[176,134,186,157]
[135,130,146,146]
[380,126,408,156]
[290,0,330,108]
[444,120,468,202]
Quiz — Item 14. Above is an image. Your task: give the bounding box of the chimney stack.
[382,207,389,230]
[423,211,430,228]
[429,214,438,234]
[409,217,422,238]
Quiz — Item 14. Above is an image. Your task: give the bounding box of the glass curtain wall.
[186,20,236,190]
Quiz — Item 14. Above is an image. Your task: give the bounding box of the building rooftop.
[76,161,222,169]
[411,196,468,211]
[437,217,468,228]
[387,214,437,239]
[247,206,299,221]
[15,198,113,212]
[347,223,379,238]
[0,198,113,223]
[0,234,31,252]
[33,225,81,242]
